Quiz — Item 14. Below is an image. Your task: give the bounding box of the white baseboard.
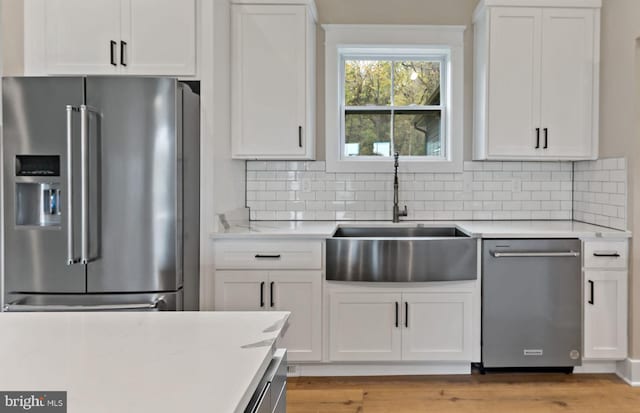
[287,362,471,377]
[574,360,618,374]
[616,358,640,386]
[287,360,639,383]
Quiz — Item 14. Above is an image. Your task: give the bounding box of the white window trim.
[324,24,465,173]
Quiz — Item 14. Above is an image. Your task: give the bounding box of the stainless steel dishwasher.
[482,239,582,371]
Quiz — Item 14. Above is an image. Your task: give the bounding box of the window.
[343,56,446,158]
[324,25,465,173]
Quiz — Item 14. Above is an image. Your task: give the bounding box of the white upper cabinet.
[45,0,121,74]
[121,0,197,75]
[484,8,542,158]
[473,0,600,160]
[540,8,595,158]
[231,1,316,160]
[43,0,196,75]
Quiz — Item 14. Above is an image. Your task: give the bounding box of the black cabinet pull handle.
[260,281,265,307]
[270,282,275,307]
[593,252,620,257]
[405,302,409,328]
[298,126,303,147]
[255,254,281,259]
[535,128,540,149]
[395,302,399,328]
[543,128,548,149]
[121,41,127,66]
[588,280,594,305]
[110,40,117,66]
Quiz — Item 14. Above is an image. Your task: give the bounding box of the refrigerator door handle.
[3,298,165,312]
[66,105,80,265]
[79,105,101,265]
[80,105,90,264]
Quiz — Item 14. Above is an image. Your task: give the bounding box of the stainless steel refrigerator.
[2,77,200,311]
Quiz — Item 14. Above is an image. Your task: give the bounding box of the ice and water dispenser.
[15,155,61,227]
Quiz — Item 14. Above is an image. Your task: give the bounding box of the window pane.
[393,110,442,157]
[393,61,441,106]
[344,60,392,106]
[344,110,391,156]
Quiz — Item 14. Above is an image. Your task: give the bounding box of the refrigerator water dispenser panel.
[15,183,61,227]
[16,155,60,177]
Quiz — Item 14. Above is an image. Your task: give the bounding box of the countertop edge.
[210,221,631,240]
[234,312,290,413]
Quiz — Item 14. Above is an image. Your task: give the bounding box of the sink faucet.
[392,152,408,223]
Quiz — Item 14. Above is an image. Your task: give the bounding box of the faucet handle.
[402,205,408,217]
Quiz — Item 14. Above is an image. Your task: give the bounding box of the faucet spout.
[392,152,408,223]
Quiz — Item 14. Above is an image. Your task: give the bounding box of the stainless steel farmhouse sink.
[326,226,478,282]
[332,226,470,238]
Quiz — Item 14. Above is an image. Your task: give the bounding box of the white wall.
[598,0,640,359]
[0,0,24,76]
[211,0,245,217]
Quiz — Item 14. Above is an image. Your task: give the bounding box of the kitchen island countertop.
[0,311,289,413]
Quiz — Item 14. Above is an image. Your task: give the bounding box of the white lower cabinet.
[329,293,402,361]
[214,270,322,362]
[402,293,472,361]
[214,271,265,311]
[269,271,322,362]
[583,270,627,360]
[329,291,473,362]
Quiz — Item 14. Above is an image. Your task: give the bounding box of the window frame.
[324,24,465,173]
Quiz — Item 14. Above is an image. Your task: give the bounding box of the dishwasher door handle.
[491,251,580,258]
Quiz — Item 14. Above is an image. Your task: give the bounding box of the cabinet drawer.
[214,240,322,269]
[583,241,628,269]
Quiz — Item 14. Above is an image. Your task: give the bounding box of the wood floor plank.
[287,389,364,413]
[288,374,640,413]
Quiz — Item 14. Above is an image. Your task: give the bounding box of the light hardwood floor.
[288,373,640,412]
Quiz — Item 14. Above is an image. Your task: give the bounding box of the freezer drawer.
[3,291,182,312]
[482,239,582,368]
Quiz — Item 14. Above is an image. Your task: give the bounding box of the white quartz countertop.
[211,220,631,239]
[0,311,290,413]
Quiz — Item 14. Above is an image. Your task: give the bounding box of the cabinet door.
[584,271,627,360]
[121,0,196,75]
[45,0,121,74]
[329,292,402,361]
[540,8,596,158]
[402,293,473,361]
[487,8,542,158]
[231,5,309,158]
[214,271,267,311]
[269,272,322,361]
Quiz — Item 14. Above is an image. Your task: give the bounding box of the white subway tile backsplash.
[522,163,541,171]
[573,157,627,230]
[245,158,627,228]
